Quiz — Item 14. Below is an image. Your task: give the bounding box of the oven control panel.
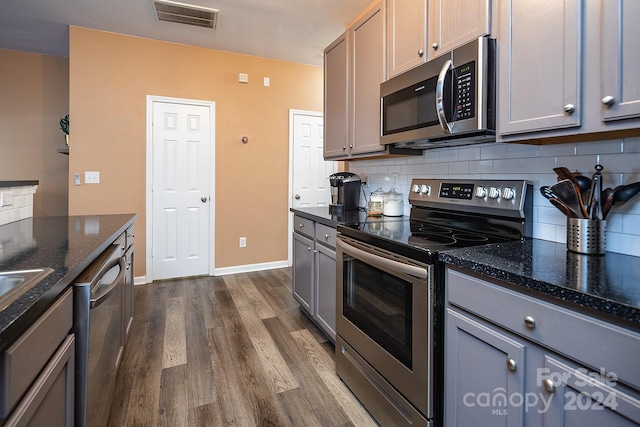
[409,179,531,216]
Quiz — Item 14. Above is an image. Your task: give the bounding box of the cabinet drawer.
[125,224,135,250]
[293,215,315,238]
[0,288,73,418]
[315,223,337,249]
[447,268,640,390]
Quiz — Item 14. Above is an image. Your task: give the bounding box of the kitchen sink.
[0,268,54,310]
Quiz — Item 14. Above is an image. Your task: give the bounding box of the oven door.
[336,235,433,419]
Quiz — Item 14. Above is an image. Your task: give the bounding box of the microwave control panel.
[455,61,475,120]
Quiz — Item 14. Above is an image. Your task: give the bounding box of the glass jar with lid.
[367,188,385,216]
[383,188,403,216]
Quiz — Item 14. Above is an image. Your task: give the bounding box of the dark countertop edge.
[0,180,39,188]
[290,208,341,228]
[0,214,137,352]
[440,251,640,332]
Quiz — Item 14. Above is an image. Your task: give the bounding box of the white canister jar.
[383,188,403,216]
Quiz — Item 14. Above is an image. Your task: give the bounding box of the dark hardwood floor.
[108,268,377,426]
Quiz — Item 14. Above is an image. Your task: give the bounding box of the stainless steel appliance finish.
[380,37,496,150]
[73,236,127,427]
[335,178,531,427]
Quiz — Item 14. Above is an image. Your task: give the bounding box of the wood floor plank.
[189,402,224,427]
[163,296,187,368]
[158,364,189,427]
[291,329,377,427]
[223,273,277,319]
[195,276,223,330]
[184,280,217,407]
[236,303,300,394]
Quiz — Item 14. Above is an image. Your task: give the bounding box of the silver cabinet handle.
[295,194,301,200]
[436,60,454,134]
[564,104,575,113]
[524,315,536,329]
[432,43,438,50]
[418,49,424,57]
[313,249,318,254]
[307,246,311,251]
[543,378,555,393]
[506,358,517,371]
[299,223,304,228]
[201,196,208,203]
[349,144,353,148]
[602,95,615,106]
[325,233,330,239]
[342,145,346,150]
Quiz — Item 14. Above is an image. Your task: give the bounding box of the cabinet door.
[292,232,314,314]
[314,243,336,342]
[427,0,490,60]
[324,32,350,159]
[386,0,427,79]
[5,335,75,427]
[601,0,640,122]
[446,308,527,427]
[351,2,386,155]
[498,0,582,135]
[540,355,640,426]
[122,246,134,343]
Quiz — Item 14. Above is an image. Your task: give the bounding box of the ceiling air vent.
[152,0,219,29]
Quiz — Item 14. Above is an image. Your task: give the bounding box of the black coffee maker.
[329,172,361,213]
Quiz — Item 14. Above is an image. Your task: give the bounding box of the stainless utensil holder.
[567,218,606,255]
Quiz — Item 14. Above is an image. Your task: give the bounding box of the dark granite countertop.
[0,214,136,351]
[0,180,39,188]
[440,238,640,329]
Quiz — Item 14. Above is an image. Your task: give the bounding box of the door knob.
[201,197,208,203]
[295,194,301,200]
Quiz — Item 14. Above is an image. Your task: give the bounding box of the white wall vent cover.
[152,0,219,29]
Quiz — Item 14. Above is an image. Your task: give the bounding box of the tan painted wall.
[0,49,69,217]
[68,27,323,277]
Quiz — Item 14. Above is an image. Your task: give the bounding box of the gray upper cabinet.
[498,0,582,136]
[385,0,427,79]
[498,0,640,142]
[323,32,349,158]
[427,0,491,60]
[324,2,385,160]
[601,0,640,122]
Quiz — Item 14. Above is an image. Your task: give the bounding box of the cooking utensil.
[540,186,557,200]
[550,179,588,219]
[586,164,603,219]
[550,198,579,218]
[613,181,640,205]
[553,167,589,218]
[573,174,592,193]
[601,187,615,219]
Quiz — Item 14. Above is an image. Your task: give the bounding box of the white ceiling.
[0,0,373,66]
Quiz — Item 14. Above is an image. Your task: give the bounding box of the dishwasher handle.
[89,257,126,309]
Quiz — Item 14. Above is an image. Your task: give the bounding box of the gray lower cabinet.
[445,267,640,426]
[292,215,337,341]
[1,289,75,427]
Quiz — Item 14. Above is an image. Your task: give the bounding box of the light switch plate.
[85,171,100,184]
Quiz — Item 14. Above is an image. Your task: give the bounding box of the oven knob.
[420,185,431,195]
[475,186,487,198]
[501,187,516,200]
[489,187,501,199]
[413,184,421,193]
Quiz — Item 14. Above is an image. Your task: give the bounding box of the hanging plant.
[59,114,69,135]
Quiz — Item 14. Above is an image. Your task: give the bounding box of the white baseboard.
[213,260,289,276]
[134,276,148,285]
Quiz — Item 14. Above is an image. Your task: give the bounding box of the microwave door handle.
[436,59,454,134]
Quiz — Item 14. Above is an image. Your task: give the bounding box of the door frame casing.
[288,109,323,266]
[146,95,216,282]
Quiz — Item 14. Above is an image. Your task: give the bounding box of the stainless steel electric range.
[335,178,532,427]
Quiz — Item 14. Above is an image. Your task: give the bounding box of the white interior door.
[151,100,213,280]
[291,112,336,208]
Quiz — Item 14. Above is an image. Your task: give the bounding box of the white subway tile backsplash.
[350,138,640,256]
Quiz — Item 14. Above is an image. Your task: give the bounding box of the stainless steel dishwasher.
[73,234,126,427]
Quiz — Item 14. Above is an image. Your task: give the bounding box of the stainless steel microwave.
[380,37,496,149]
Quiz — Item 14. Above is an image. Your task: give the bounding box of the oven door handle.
[337,238,429,280]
